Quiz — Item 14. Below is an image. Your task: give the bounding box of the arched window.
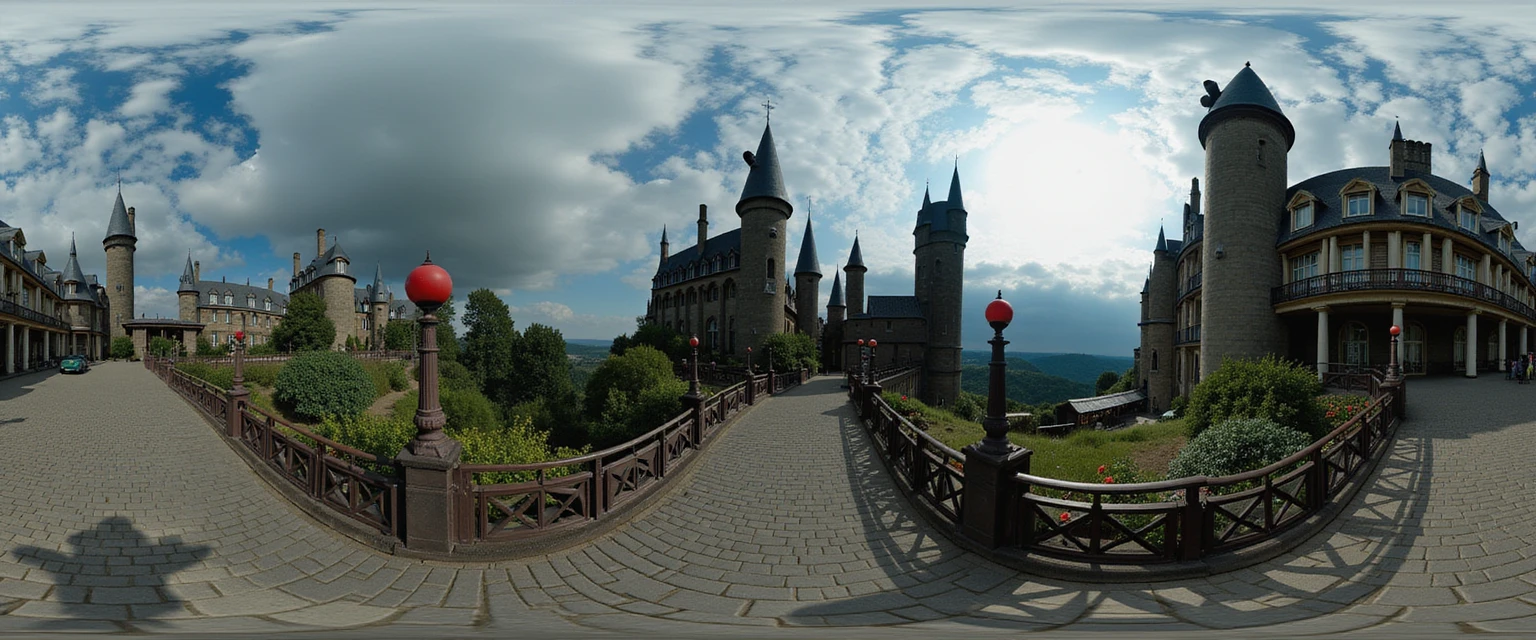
[706,317,719,351]
[1341,322,1369,367]
[728,317,736,353]
[1404,323,1425,375]
[1454,326,1467,370]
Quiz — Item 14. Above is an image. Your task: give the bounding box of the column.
[1330,236,1341,272]
[4,324,12,375]
[1443,238,1454,275]
[1522,325,1530,356]
[1388,231,1400,269]
[43,332,50,361]
[1392,304,1405,368]
[1322,238,1332,274]
[1482,255,1493,285]
[1499,319,1508,370]
[1422,233,1433,270]
[1316,306,1329,377]
[20,326,29,370]
[1467,312,1478,378]
[1363,231,1371,268]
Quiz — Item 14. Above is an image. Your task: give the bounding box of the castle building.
[0,221,111,373]
[825,167,970,407]
[1140,63,1536,413]
[644,120,818,356]
[177,255,289,348]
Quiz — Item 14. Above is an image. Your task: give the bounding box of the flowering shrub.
[1167,417,1310,479]
[1186,356,1327,439]
[1318,394,1371,429]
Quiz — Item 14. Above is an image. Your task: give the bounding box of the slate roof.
[915,169,968,232]
[195,279,290,311]
[371,264,388,303]
[1198,64,1295,150]
[178,255,197,292]
[105,192,135,240]
[655,227,742,281]
[1066,389,1147,414]
[794,217,820,276]
[291,238,356,288]
[1279,166,1529,276]
[737,122,791,213]
[388,299,419,320]
[1165,239,1184,254]
[845,236,865,269]
[853,295,924,319]
[60,239,98,303]
[828,270,845,307]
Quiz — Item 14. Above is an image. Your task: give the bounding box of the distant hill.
[564,342,613,359]
[1026,353,1134,386]
[960,352,1041,374]
[566,338,613,347]
[959,365,1093,405]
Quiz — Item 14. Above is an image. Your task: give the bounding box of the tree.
[461,289,518,406]
[424,296,461,363]
[271,292,336,352]
[110,336,134,360]
[196,336,228,356]
[611,321,687,362]
[583,345,677,421]
[147,336,179,357]
[383,319,416,350]
[512,323,574,406]
[761,332,819,372]
[1095,370,1120,395]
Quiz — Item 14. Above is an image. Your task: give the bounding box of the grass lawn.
[913,405,1188,483]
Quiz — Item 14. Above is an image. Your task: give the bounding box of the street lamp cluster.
[856,338,879,384]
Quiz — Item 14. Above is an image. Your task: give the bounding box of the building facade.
[1140,63,1536,413]
[644,121,817,357]
[1,227,111,373]
[825,167,970,407]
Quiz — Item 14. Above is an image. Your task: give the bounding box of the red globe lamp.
[405,252,453,314]
[746,347,752,353]
[869,339,878,348]
[1389,325,1401,337]
[690,335,700,348]
[858,338,865,346]
[234,330,245,342]
[986,291,1014,331]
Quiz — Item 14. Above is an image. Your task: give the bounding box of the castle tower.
[177,252,198,321]
[735,119,793,353]
[793,214,822,344]
[1140,227,1178,412]
[659,225,670,266]
[824,269,845,370]
[370,263,389,349]
[1197,63,1294,378]
[308,229,358,350]
[1472,150,1490,202]
[102,191,136,338]
[913,166,969,406]
[844,237,866,317]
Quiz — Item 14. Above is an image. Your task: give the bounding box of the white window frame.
[1291,251,1320,281]
[1456,254,1477,280]
[1345,194,1371,217]
[1405,242,1421,270]
[1405,193,1429,217]
[1340,244,1366,271]
[1292,203,1314,230]
[1460,206,1476,230]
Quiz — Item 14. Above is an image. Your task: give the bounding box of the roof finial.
[1245,61,1250,67]
[996,290,1002,300]
[761,98,774,123]
[117,172,121,194]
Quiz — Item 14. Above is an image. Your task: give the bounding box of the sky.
[3,1,1536,356]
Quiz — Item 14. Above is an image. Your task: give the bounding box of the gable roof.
[656,227,742,277]
[852,295,924,319]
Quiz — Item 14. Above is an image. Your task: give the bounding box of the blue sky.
[2,2,1535,355]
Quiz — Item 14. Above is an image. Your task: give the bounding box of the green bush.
[587,377,687,449]
[196,336,228,356]
[1186,355,1326,439]
[1169,395,1189,419]
[882,391,924,416]
[455,415,589,484]
[243,363,281,388]
[247,342,279,356]
[761,332,819,372]
[1167,417,1311,479]
[583,346,677,419]
[441,387,501,432]
[273,351,375,421]
[508,396,588,449]
[148,336,180,358]
[359,361,401,398]
[175,362,233,390]
[386,362,410,391]
[316,413,415,467]
[110,336,135,360]
[951,392,984,422]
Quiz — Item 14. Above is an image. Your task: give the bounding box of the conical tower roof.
[104,191,135,241]
[794,216,820,276]
[946,166,965,211]
[736,121,792,215]
[372,263,388,302]
[1477,150,1488,174]
[178,252,197,292]
[1198,63,1295,150]
[1392,120,1403,141]
[828,270,845,307]
[1155,226,1167,252]
[62,236,87,284]
[845,236,866,271]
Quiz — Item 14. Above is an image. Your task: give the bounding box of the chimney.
[1472,153,1490,203]
[268,277,274,290]
[292,252,301,276]
[697,204,708,259]
[316,229,326,258]
[193,261,200,283]
[126,206,136,231]
[1390,133,1433,178]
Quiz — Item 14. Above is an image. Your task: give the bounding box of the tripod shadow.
[9,515,211,627]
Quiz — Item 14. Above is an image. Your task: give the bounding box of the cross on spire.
[761,99,774,122]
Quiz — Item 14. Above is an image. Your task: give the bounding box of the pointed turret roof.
[661,225,669,244]
[62,236,86,285]
[922,184,931,208]
[104,191,135,241]
[1198,63,1295,150]
[736,121,792,214]
[1155,226,1167,252]
[178,252,197,292]
[946,166,965,211]
[1477,150,1488,174]
[371,263,388,302]
[845,236,866,271]
[828,270,845,307]
[794,216,820,276]
[1392,120,1403,141]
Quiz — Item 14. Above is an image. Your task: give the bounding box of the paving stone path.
[1,362,1534,637]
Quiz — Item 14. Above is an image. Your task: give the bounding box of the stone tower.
[824,269,845,370]
[177,253,198,321]
[734,119,793,354]
[370,263,389,349]
[844,237,866,317]
[102,191,136,339]
[1140,227,1178,412]
[305,228,359,351]
[793,215,821,345]
[913,167,969,407]
[1471,150,1490,202]
[1197,63,1293,378]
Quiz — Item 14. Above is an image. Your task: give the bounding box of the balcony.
[1175,324,1201,345]
[0,297,68,330]
[1178,272,1202,299]
[1272,268,1536,321]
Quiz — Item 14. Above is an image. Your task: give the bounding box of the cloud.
[23,67,81,104]
[133,285,178,321]
[120,78,180,118]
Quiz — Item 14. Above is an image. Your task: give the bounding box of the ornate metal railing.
[1273,268,1536,320]
[455,379,753,543]
[1175,324,1201,345]
[770,368,807,394]
[1009,375,1397,563]
[181,350,416,365]
[751,373,770,399]
[0,297,67,330]
[167,367,230,424]
[1178,272,1202,298]
[236,405,401,536]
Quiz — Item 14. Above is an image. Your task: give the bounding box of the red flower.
[1103,476,1115,484]
[1326,411,1336,418]
[901,395,908,401]
[1097,465,1107,475]
[1059,512,1071,522]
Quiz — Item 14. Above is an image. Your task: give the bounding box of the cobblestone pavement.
[1,363,1534,637]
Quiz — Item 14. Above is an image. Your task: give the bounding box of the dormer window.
[1459,206,1476,230]
[265,298,272,311]
[1291,203,1313,230]
[1345,194,1371,217]
[208,291,217,305]
[336,260,347,274]
[1500,232,1512,254]
[247,294,256,308]
[1405,193,1429,217]
[224,292,233,306]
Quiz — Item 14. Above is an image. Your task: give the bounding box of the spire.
[1477,149,1488,174]
[70,233,77,257]
[845,235,865,270]
[1392,119,1403,141]
[922,183,931,208]
[372,263,387,303]
[794,215,820,276]
[178,252,196,291]
[828,269,845,307]
[736,120,792,215]
[1155,225,1167,252]
[946,165,965,211]
[61,236,87,285]
[104,190,134,241]
[660,224,669,244]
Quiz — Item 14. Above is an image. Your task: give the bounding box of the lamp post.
[403,253,457,459]
[228,329,249,438]
[1387,325,1402,381]
[746,346,753,374]
[979,293,1014,455]
[688,335,701,396]
[857,338,867,385]
[868,339,878,384]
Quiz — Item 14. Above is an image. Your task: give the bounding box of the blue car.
[59,355,89,374]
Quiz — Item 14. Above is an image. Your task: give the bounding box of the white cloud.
[120,78,179,118]
[23,67,81,104]
[133,285,178,321]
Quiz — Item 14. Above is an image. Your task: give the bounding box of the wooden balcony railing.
[1273,268,1536,320]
